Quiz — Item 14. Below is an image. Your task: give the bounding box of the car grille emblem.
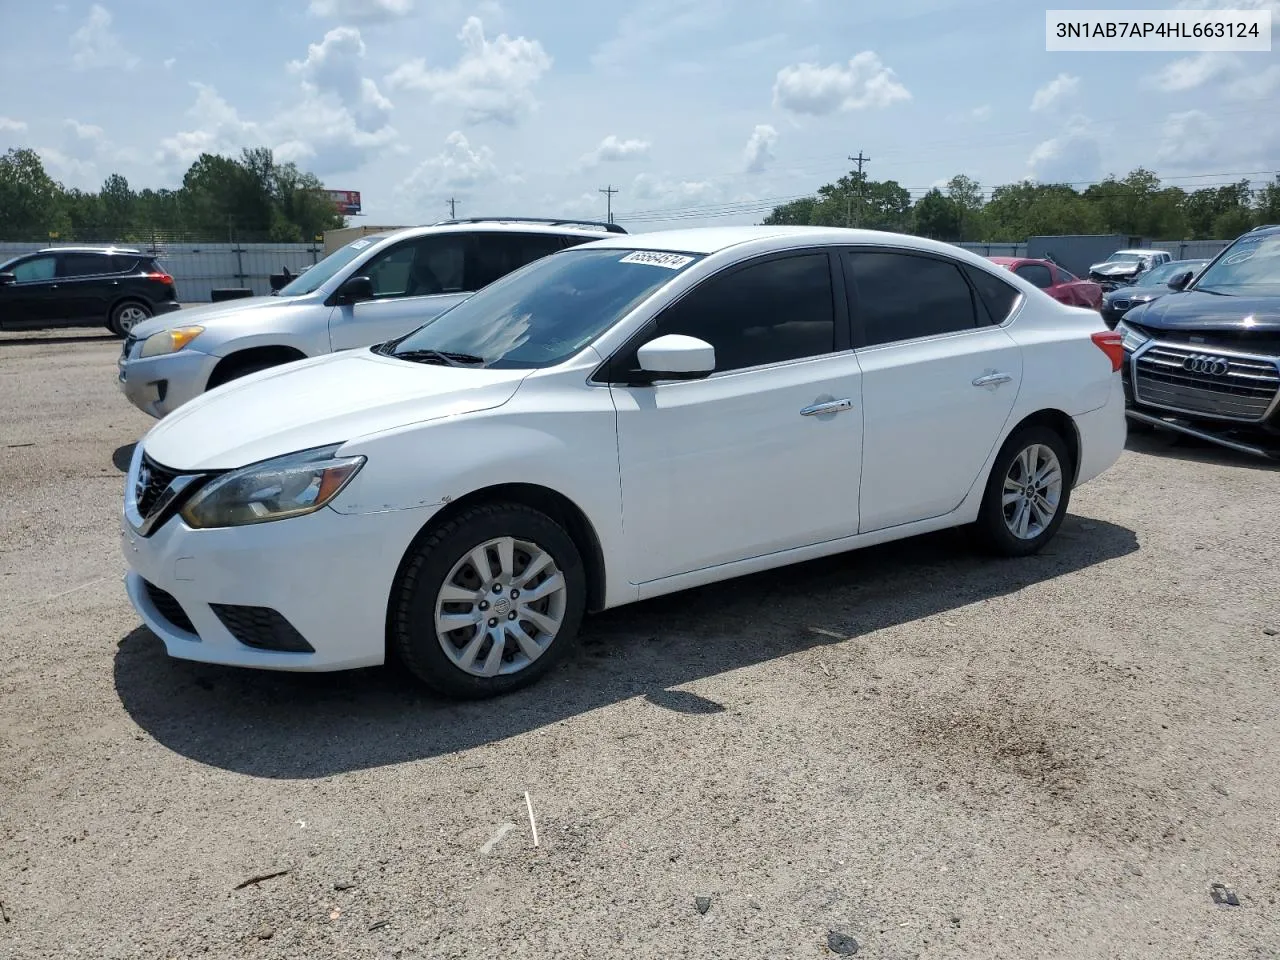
[1182,354,1230,376]
[135,462,152,502]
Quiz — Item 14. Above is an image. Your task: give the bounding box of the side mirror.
[1167,271,1192,292]
[635,334,716,380]
[334,275,374,304]
[0,272,15,286]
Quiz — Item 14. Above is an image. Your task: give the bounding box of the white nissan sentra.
[121,226,1126,698]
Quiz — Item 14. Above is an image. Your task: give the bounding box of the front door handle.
[800,398,853,417]
[972,372,1013,388]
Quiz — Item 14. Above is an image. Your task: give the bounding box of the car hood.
[1090,261,1144,278]
[1126,290,1280,332]
[1103,285,1166,305]
[140,350,529,471]
[128,295,312,339]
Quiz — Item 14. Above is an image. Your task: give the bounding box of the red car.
[988,257,1103,311]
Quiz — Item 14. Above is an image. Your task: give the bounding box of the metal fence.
[0,241,323,302]
[953,241,1028,257]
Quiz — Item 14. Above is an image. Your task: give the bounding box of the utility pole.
[599,184,619,224]
[446,197,460,218]
[848,151,870,227]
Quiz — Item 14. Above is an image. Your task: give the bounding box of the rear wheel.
[108,300,152,337]
[976,425,1073,556]
[390,503,586,699]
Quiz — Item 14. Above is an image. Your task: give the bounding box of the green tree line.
[0,146,345,244]
[764,168,1280,242]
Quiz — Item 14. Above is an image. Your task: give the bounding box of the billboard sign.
[325,190,362,215]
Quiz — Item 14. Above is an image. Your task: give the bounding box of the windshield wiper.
[392,348,486,367]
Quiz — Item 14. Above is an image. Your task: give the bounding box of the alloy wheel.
[433,536,568,677]
[117,305,149,332]
[1002,443,1064,540]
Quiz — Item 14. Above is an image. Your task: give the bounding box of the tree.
[1184,180,1252,237]
[912,188,962,240]
[0,148,65,240]
[1212,206,1255,239]
[99,173,134,237]
[946,175,984,240]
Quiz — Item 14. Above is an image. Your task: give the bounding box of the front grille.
[1111,299,1131,311]
[211,604,315,653]
[135,455,181,518]
[144,580,196,635]
[121,335,138,360]
[1134,343,1280,422]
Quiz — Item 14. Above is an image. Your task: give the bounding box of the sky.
[0,0,1277,228]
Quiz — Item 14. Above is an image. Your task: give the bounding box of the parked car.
[120,225,1127,698]
[117,218,626,418]
[1088,249,1173,290]
[988,256,1103,310]
[0,246,180,336]
[1100,258,1208,328]
[1118,225,1280,458]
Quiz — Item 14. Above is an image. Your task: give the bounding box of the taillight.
[143,271,174,285]
[1091,330,1124,372]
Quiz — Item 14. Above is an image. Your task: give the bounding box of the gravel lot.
[2,329,1279,959]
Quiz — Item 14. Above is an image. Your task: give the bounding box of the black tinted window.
[846,252,977,346]
[468,233,572,289]
[363,236,467,298]
[652,253,835,372]
[1056,268,1077,282]
[59,253,112,277]
[1014,263,1053,288]
[113,255,143,273]
[963,265,1020,324]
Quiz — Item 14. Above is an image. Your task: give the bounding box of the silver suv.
[117,218,625,418]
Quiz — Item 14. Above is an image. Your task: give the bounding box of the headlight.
[1115,320,1150,353]
[140,326,205,357]
[181,445,365,529]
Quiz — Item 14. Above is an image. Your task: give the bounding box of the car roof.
[578,225,997,258]
[1114,248,1168,255]
[37,245,144,255]
[375,221,623,243]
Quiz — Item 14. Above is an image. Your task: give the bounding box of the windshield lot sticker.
[619,251,695,270]
[1224,250,1255,265]
[350,239,373,250]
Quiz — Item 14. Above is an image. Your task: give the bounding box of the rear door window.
[1013,263,1054,288]
[467,233,576,290]
[962,265,1022,324]
[844,251,978,346]
[58,253,112,277]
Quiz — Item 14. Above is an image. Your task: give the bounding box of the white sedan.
[121,226,1127,698]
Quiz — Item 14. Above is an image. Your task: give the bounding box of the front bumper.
[117,347,219,418]
[121,500,443,671]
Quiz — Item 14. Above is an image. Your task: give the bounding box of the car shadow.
[112,443,136,473]
[0,332,116,347]
[1126,429,1280,471]
[113,516,1138,780]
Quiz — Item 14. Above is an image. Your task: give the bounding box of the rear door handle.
[800,398,853,417]
[972,372,1013,388]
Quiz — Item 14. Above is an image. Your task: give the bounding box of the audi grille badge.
[1183,354,1230,377]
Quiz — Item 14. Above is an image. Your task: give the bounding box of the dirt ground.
[2,329,1278,959]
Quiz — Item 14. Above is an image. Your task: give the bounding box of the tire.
[108,300,152,338]
[390,503,587,699]
[975,425,1074,557]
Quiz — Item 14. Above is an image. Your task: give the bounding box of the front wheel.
[389,503,587,699]
[975,425,1073,557]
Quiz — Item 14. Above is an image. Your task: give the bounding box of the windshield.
[0,256,19,272]
[1137,260,1201,287]
[1193,234,1280,297]
[1106,252,1144,264]
[277,236,385,296]
[388,248,703,369]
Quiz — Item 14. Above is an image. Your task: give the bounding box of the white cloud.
[163,57,176,70]
[70,4,138,71]
[1154,109,1220,169]
[592,0,729,69]
[772,52,910,116]
[157,84,262,169]
[578,134,651,168]
[37,119,116,183]
[1026,115,1101,183]
[399,131,498,213]
[289,27,394,132]
[0,117,28,134]
[742,124,778,174]
[1146,52,1237,92]
[1030,73,1079,111]
[630,172,721,205]
[947,104,992,123]
[1226,63,1280,99]
[307,0,414,20]
[385,16,550,125]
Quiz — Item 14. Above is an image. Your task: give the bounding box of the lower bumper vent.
[210,604,315,653]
